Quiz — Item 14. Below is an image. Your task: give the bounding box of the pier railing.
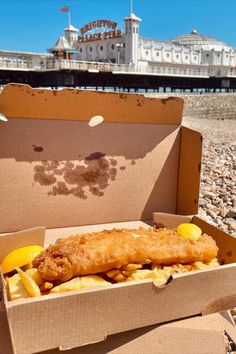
[1,57,236,78]
[44,59,211,77]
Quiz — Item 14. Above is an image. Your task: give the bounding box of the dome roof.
[171,29,232,51]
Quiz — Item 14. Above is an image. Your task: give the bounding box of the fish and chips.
[1,224,220,301]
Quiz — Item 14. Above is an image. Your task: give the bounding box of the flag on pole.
[60,5,71,27]
[60,5,70,12]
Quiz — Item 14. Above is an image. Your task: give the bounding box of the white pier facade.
[1,55,236,79]
[1,8,236,89]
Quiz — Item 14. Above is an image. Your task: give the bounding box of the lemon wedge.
[1,245,44,274]
[177,223,202,241]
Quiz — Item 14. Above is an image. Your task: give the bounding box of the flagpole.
[68,8,71,26]
[130,0,133,14]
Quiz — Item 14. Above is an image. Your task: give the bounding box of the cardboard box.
[0,308,235,354]
[2,216,236,354]
[1,84,236,353]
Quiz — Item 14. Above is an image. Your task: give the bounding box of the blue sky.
[0,0,236,53]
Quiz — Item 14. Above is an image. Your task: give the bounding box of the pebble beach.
[183,115,236,329]
[183,117,236,236]
[146,93,236,236]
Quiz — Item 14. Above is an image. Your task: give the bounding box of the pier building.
[1,5,236,91]
[50,10,236,75]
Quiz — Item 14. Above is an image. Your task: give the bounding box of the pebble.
[199,198,207,207]
[206,209,218,220]
[230,222,236,231]
[232,196,236,208]
[203,191,216,199]
[228,208,236,218]
[220,207,229,218]
[215,218,222,226]
[224,218,236,225]
[215,217,223,225]
[206,203,219,212]
[183,117,236,237]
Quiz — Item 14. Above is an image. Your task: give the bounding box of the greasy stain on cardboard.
[33,152,126,199]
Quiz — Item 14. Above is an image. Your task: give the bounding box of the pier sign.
[80,20,117,35]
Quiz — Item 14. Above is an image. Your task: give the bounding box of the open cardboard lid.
[0,84,183,124]
[0,84,201,233]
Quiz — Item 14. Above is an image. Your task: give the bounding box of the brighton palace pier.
[1,9,236,91]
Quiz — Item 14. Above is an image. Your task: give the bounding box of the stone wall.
[145,93,236,119]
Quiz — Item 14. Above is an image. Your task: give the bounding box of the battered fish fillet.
[33,228,218,282]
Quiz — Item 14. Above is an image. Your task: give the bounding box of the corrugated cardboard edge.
[176,126,202,215]
[55,316,227,354]
[193,216,236,264]
[153,212,192,228]
[0,311,231,354]
[0,299,14,354]
[0,84,184,124]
